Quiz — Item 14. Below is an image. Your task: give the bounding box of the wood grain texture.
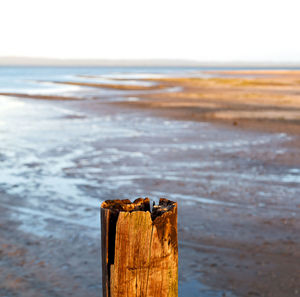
[101,198,178,297]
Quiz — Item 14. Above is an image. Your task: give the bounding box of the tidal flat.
[0,68,299,297]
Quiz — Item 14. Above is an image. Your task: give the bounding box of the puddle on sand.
[180,280,236,297]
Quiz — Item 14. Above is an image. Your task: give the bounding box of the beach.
[0,68,299,297]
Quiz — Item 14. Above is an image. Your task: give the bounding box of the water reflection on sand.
[0,95,295,236]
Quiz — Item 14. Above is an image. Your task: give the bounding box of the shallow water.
[0,94,296,237]
[0,66,203,94]
[179,280,236,297]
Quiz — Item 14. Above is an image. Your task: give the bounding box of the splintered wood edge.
[101,198,178,297]
[101,197,176,221]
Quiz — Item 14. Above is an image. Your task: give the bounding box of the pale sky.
[0,0,299,62]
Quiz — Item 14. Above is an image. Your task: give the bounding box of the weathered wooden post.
[101,197,178,297]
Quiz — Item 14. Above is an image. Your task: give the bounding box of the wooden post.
[101,198,178,297]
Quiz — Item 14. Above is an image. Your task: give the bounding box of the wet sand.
[0,70,299,297]
[117,72,300,128]
[51,80,167,91]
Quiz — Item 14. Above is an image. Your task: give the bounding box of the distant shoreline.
[1,56,300,68]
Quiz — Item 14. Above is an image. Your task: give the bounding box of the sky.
[0,0,300,62]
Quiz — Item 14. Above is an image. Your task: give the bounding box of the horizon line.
[1,56,300,67]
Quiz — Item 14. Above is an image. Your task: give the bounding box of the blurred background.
[0,1,300,296]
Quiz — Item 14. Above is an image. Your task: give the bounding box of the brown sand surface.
[206,70,300,79]
[0,70,299,297]
[0,92,81,101]
[115,73,300,129]
[51,80,168,91]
